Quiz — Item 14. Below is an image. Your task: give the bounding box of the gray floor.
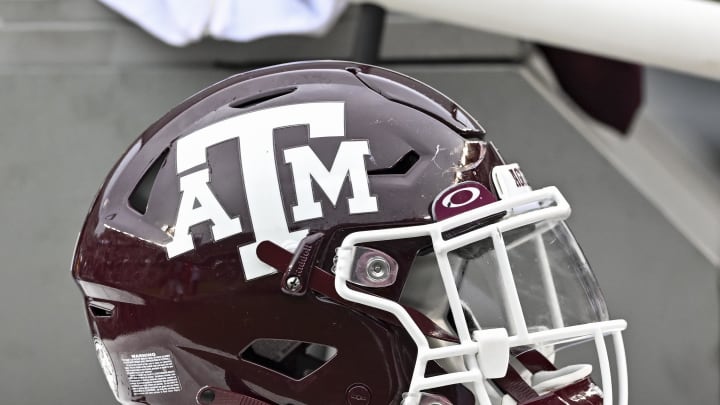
[645,68,720,170]
[0,1,717,404]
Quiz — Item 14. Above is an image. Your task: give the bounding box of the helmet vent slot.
[229,87,297,109]
[368,150,419,176]
[88,301,115,318]
[240,338,337,380]
[128,148,169,215]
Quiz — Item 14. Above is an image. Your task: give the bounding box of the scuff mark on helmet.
[450,140,488,182]
[431,144,445,170]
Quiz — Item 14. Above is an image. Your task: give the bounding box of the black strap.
[491,365,540,403]
[515,349,557,374]
[492,349,558,403]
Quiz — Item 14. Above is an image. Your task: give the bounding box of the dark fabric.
[515,349,557,373]
[493,365,540,403]
[539,45,643,134]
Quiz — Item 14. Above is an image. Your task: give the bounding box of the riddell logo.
[164,102,378,280]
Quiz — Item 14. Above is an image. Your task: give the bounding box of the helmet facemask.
[334,181,627,405]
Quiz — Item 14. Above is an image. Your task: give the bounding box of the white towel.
[100,0,348,47]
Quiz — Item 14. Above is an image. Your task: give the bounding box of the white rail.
[362,0,720,80]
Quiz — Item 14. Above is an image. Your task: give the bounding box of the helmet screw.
[285,276,301,292]
[366,256,390,281]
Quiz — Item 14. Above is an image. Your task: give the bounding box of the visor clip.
[347,247,399,288]
[473,328,510,379]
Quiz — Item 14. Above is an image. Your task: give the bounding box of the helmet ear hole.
[239,339,337,380]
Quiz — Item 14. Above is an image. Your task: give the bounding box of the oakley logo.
[441,186,483,209]
[165,102,377,280]
[432,181,496,221]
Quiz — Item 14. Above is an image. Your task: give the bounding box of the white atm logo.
[165,102,378,280]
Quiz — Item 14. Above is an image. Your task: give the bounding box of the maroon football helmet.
[72,61,627,405]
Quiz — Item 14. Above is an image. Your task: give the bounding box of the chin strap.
[493,365,541,404]
[256,239,460,343]
[492,350,602,405]
[513,350,557,374]
[196,386,271,405]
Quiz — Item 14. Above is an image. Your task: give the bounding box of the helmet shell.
[73,61,498,404]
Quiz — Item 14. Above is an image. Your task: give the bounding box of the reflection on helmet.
[72,61,627,405]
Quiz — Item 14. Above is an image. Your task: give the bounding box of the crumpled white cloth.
[100,0,348,47]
